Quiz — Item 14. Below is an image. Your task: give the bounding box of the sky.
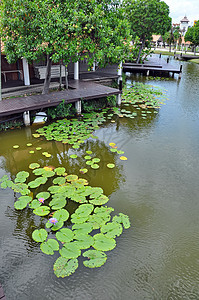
[164,0,199,25]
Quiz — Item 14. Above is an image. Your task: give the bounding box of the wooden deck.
[0,80,120,117]
[123,57,182,76]
[174,54,199,60]
[0,284,6,300]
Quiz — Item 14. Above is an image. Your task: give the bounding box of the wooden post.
[22,58,30,86]
[23,111,30,126]
[117,62,122,84]
[74,61,79,80]
[75,100,81,114]
[117,94,121,106]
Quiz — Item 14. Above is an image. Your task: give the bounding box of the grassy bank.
[189,59,199,64]
[153,50,174,56]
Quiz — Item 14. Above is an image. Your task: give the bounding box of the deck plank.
[0,81,120,117]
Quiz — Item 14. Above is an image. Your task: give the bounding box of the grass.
[189,59,199,64]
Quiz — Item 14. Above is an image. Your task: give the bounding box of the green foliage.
[83,250,107,268]
[40,239,60,255]
[82,96,116,113]
[0,120,23,132]
[32,229,48,243]
[185,22,199,52]
[47,102,74,120]
[53,257,78,278]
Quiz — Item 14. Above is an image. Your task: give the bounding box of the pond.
[0,55,199,300]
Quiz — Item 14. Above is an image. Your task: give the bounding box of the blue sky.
[164,0,199,25]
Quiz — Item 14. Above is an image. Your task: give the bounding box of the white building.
[180,16,190,35]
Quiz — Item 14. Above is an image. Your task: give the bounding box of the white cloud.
[164,0,199,24]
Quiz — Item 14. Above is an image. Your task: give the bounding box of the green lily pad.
[56,228,74,243]
[101,222,123,238]
[73,233,94,249]
[14,198,30,210]
[27,143,32,147]
[70,154,78,159]
[84,155,91,160]
[66,174,78,182]
[29,199,42,209]
[72,223,93,234]
[13,145,19,149]
[29,163,40,169]
[53,209,69,222]
[79,168,88,174]
[53,257,78,278]
[86,160,93,165]
[110,148,117,152]
[93,233,116,251]
[112,213,131,229]
[49,198,67,210]
[33,206,50,216]
[117,150,124,154]
[59,243,81,259]
[46,220,64,231]
[75,203,94,216]
[36,192,50,200]
[54,167,66,176]
[91,164,99,169]
[32,229,48,243]
[33,134,40,138]
[89,194,109,205]
[29,151,35,154]
[71,213,89,224]
[36,147,42,150]
[53,177,66,185]
[15,171,29,183]
[86,151,92,154]
[40,239,59,255]
[83,250,107,268]
[92,158,100,163]
[107,163,115,169]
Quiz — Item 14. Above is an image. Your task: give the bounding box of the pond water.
[1,55,199,300]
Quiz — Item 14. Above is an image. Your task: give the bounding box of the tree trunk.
[194,46,196,55]
[42,54,52,94]
[136,38,145,64]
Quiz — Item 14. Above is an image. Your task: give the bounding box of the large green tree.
[124,0,171,63]
[0,0,131,94]
[185,22,199,54]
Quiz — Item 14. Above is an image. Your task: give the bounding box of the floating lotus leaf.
[49,198,67,210]
[75,204,94,216]
[53,257,78,278]
[59,243,81,259]
[101,222,123,238]
[53,209,69,222]
[14,198,30,210]
[45,153,52,158]
[86,160,93,165]
[54,167,66,176]
[92,158,100,163]
[29,163,40,169]
[69,154,77,159]
[13,145,19,149]
[89,195,109,205]
[33,206,50,216]
[15,171,29,183]
[72,144,80,149]
[84,155,91,160]
[42,152,48,156]
[29,151,35,154]
[43,166,54,171]
[27,143,32,147]
[88,214,110,229]
[28,180,40,189]
[71,213,89,224]
[71,195,87,203]
[36,192,50,200]
[36,147,42,150]
[32,229,48,242]
[107,163,115,169]
[48,185,61,194]
[117,150,124,154]
[91,164,99,169]
[66,174,78,182]
[112,213,131,229]
[46,220,64,231]
[29,199,42,209]
[83,250,107,268]
[93,233,116,251]
[86,151,92,154]
[33,168,45,176]
[79,168,88,174]
[53,177,66,185]
[56,228,74,243]
[33,133,40,138]
[90,187,103,198]
[94,206,114,215]
[13,183,30,195]
[72,223,93,234]
[120,156,128,161]
[110,148,117,153]
[76,178,88,186]
[43,170,55,177]
[73,233,94,249]
[40,239,59,255]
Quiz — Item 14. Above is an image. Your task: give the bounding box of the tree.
[0,0,131,94]
[124,0,171,63]
[185,22,199,54]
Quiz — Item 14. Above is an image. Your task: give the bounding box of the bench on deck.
[1,70,23,82]
[34,65,67,80]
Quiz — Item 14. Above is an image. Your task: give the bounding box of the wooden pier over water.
[123,57,182,77]
[174,53,199,60]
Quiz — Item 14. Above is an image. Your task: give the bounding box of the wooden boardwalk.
[123,57,182,76]
[174,54,199,60]
[0,284,6,300]
[0,80,120,117]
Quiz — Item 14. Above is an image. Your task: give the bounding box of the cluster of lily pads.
[0,164,130,277]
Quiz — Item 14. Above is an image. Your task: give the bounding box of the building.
[180,16,190,35]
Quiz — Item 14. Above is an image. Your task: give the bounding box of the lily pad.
[79,168,88,174]
[117,150,124,154]
[54,167,66,176]
[120,156,128,161]
[40,239,59,255]
[84,155,91,160]
[14,198,30,210]
[29,163,40,169]
[59,242,81,259]
[112,213,131,229]
[33,206,50,216]
[56,228,74,243]
[89,194,109,205]
[86,151,92,154]
[53,257,78,278]
[53,209,70,222]
[83,250,107,268]
[49,198,67,210]
[91,164,99,169]
[29,199,42,209]
[70,154,78,159]
[75,203,94,216]
[27,143,32,147]
[107,163,115,169]
[36,192,50,200]
[93,233,116,251]
[66,174,78,182]
[13,145,19,149]
[109,143,116,147]
[29,151,35,154]
[32,229,48,243]
[53,177,66,185]
[73,233,94,249]
[92,158,100,163]
[101,222,123,238]
[36,147,42,150]
[72,223,93,234]
[46,220,64,231]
